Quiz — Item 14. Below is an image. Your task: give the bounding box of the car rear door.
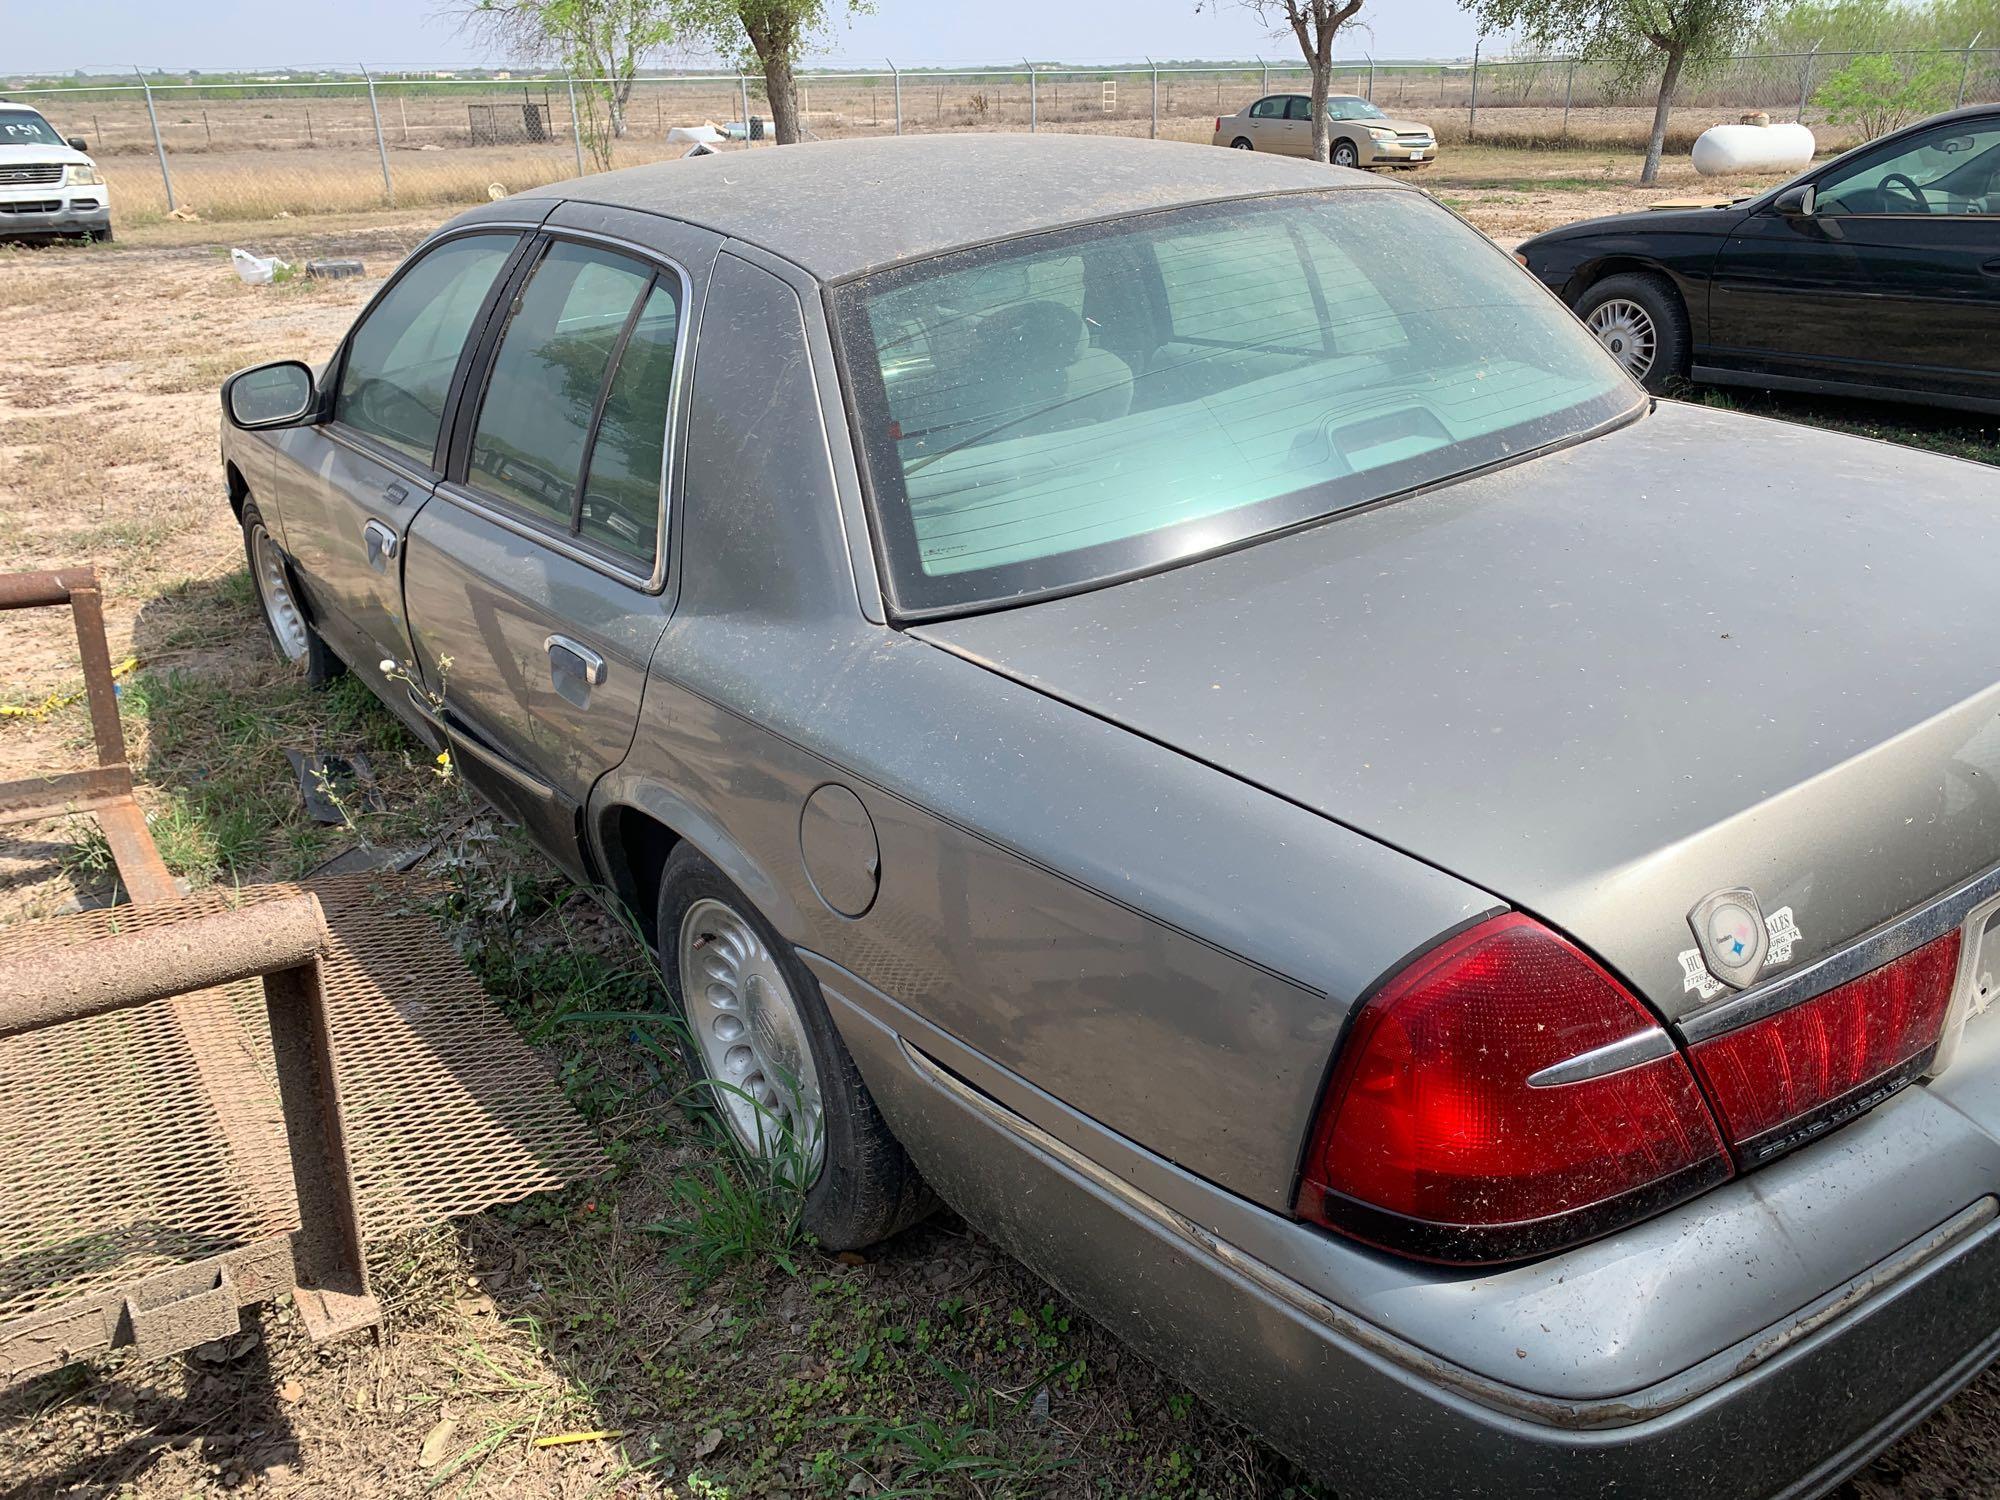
[401,207,719,880]
[1708,120,2000,403]
[263,227,532,689]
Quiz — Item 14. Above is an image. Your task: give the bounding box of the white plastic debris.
[667,123,727,145]
[1692,121,1815,176]
[231,248,291,285]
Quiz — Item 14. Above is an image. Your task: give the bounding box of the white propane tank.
[1691,119,1816,176]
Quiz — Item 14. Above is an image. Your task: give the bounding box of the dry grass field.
[13,68,1889,223]
[0,148,1997,1499]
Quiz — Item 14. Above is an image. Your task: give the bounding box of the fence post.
[1026,60,1037,131]
[1960,32,1982,107]
[1260,55,1269,95]
[1562,56,1575,139]
[1366,53,1376,100]
[566,77,586,173]
[888,57,902,134]
[739,73,752,140]
[361,66,394,207]
[134,67,177,213]
[1468,41,1480,140]
[1796,42,1820,123]
[1149,57,1159,138]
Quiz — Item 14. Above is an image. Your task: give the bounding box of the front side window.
[335,233,517,465]
[0,110,63,147]
[1816,124,2000,215]
[837,191,1637,616]
[464,239,683,571]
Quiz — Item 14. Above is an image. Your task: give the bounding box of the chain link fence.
[4,48,1994,225]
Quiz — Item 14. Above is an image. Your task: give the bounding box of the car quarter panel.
[591,247,1501,1210]
[826,977,2000,1497]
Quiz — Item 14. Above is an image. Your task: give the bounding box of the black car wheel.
[1331,140,1360,168]
[656,844,934,1250]
[240,496,343,685]
[1230,136,1254,150]
[1576,272,1690,394]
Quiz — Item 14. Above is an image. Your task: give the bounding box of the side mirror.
[223,360,318,430]
[1773,183,1815,217]
[66,136,88,152]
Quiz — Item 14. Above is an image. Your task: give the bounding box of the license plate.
[1408,150,1427,161]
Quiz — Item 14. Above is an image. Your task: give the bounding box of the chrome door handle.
[545,635,605,709]
[362,519,399,572]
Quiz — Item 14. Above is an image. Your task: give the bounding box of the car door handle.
[362,518,399,572]
[545,635,606,709]
[1982,257,2000,276]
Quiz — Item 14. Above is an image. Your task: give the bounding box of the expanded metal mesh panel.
[0,874,604,1326]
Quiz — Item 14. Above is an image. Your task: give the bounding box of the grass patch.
[1694,387,2000,467]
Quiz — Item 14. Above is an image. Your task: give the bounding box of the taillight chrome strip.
[1677,853,2000,1046]
[1525,1026,1675,1088]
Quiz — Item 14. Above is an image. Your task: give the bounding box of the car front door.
[401,208,718,879]
[263,229,528,689]
[1707,120,2000,403]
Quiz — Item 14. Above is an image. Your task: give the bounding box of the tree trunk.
[1309,63,1332,161]
[748,21,804,145]
[1641,45,1687,185]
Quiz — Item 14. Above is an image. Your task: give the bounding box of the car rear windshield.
[834,189,1639,616]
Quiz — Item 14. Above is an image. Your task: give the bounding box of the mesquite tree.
[680,0,869,145]
[1232,0,1367,162]
[453,0,677,156]
[1459,0,1769,183]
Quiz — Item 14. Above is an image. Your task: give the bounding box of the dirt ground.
[2,161,1998,1499]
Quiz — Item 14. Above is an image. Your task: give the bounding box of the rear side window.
[335,233,517,465]
[579,283,681,561]
[1249,97,1287,119]
[463,239,684,573]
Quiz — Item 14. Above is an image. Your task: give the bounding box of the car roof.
[519,132,1390,283]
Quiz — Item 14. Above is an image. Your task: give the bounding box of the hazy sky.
[13,0,1487,74]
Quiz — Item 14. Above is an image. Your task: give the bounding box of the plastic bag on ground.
[231,248,290,285]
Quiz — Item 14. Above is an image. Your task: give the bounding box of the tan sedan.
[1213,93,1438,169]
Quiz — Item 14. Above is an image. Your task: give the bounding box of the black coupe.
[1517,104,2000,412]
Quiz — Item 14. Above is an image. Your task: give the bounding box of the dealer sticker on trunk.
[1680,894,1803,1000]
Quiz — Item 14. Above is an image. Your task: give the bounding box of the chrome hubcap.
[1586,298,1658,380]
[678,898,824,1174]
[250,523,310,662]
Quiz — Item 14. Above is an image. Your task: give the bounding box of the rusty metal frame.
[0,566,176,904]
[0,894,380,1385]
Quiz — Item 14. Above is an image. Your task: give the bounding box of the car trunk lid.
[912,401,2000,1020]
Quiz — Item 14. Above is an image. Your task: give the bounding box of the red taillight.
[1297,914,1731,1263]
[1688,929,1961,1166]
[1215,116,1224,133]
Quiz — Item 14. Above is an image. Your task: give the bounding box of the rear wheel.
[1576,271,1690,394]
[657,845,934,1250]
[1230,136,1254,150]
[241,496,342,685]
[1330,139,1360,168]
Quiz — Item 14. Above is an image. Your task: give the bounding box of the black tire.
[1574,271,1690,395]
[656,844,934,1250]
[1330,139,1360,168]
[1230,136,1254,150]
[240,496,343,685]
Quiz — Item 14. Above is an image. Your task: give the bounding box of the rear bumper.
[819,956,2000,1499]
[0,192,109,235]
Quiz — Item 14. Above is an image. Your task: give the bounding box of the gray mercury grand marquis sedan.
[217,135,2000,1497]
